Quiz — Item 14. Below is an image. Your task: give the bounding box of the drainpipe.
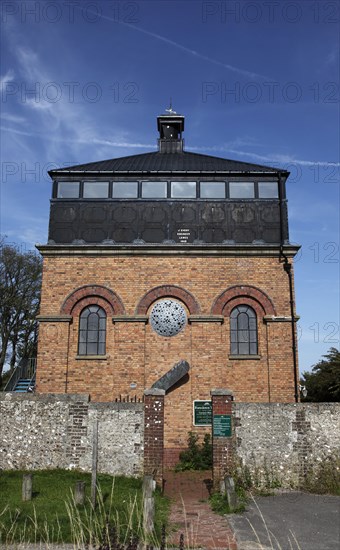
[278,173,299,403]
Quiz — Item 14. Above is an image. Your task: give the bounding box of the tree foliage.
[301,347,340,402]
[0,240,42,383]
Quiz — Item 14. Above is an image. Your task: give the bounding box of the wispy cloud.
[189,145,340,168]
[326,47,339,66]
[4,227,46,248]
[0,69,15,91]
[9,46,109,159]
[0,112,26,124]
[0,125,155,150]
[2,124,339,169]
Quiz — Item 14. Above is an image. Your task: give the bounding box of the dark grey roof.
[49,151,286,176]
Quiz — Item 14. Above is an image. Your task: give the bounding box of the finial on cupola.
[165,98,177,115]
[157,102,185,153]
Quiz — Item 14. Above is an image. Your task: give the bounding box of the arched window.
[230,305,258,355]
[78,305,106,355]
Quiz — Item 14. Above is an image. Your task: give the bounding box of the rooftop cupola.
[157,104,185,153]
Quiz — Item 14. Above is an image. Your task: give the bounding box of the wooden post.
[225,476,238,510]
[22,474,33,501]
[91,416,98,508]
[143,475,155,534]
[74,481,86,505]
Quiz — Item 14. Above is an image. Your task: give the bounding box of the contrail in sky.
[80,7,271,80]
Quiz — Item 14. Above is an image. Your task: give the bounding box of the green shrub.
[209,490,246,515]
[302,454,340,495]
[175,432,212,471]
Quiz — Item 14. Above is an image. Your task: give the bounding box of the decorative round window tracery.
[150,299,187,337]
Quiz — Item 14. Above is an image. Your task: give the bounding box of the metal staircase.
[13,378,33,392]
[3,358,37,393]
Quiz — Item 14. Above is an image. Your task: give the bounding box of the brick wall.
[211,390,235,490]
[144,389,165,486]
[36,253,298,463]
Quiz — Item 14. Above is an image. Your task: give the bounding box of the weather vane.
[165,98,176,114]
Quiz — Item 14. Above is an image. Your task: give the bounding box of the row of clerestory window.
[77,304,258,356]
[56,180,279,200]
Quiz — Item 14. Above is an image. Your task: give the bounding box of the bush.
[302,454,340,495]
[175,432,212,471]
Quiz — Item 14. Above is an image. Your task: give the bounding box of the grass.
[0,469,169,546]
[209,492,246,515]
[302,455,340,496]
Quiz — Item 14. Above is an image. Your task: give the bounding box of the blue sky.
[1,0,339,374]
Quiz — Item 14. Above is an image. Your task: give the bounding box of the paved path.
[164,470,238,549]
[228,491,340,550]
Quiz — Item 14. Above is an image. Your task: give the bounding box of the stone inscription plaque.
[193,400,212,426]
[213,414,232,437]
[177,228,191,243]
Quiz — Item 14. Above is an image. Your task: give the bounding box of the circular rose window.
[150,299,187,337]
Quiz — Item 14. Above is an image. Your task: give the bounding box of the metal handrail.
[28,368,36,392]
[3,358,37,392]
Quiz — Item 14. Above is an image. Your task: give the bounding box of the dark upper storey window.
[200,181,225,198]
[112,181,138,198]
[57,181,80,198]
[142,181,167,198]
[258,181,279,198]
[229,182,255,199]
[83,181,109,198]
[55,179,279,200]
[171,181,196,198]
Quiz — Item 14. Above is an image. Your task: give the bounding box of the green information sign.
[213,414,232,437]
[193,400,212,426]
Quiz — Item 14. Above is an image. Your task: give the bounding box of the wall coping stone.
[211,389,234,396]
[0,393,90,403]
[144,389,166,396]
[233,402,340,410]
[90,401,144,411]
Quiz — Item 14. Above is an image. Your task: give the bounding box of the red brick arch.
[211,285,276,317]
[61,285,125,316]
[136,285,201,315]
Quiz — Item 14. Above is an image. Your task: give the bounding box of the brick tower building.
[36,108,300,465]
